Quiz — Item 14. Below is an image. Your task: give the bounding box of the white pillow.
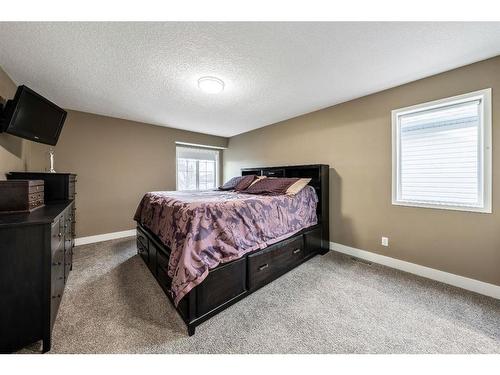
[286,178,312,195]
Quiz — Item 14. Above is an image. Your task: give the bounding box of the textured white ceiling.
[0,22,499,137]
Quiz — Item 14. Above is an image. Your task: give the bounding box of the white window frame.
[175,146,220,191]
[391,88,492,213]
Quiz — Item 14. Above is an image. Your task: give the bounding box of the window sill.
[392,200,492,214]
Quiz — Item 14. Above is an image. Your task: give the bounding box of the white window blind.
[176,146,219,191]
[392,89,492,213]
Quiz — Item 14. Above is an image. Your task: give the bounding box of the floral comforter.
[134,186,318,305]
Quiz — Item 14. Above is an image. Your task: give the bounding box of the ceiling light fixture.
[198,76,225,94]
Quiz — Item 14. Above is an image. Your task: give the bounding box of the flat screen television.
[0,85,67,146]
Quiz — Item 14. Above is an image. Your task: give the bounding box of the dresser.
[0,173,76,353]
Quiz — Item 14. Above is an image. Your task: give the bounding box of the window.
[176,146,219,191]
[392,89,492,213]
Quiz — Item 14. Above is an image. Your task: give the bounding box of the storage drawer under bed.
[247,235,304,291]
[156,247,172,291]
[303,227,322,257]
[136,224,322,327]
[196,257,246,316]
[137,228,149,263]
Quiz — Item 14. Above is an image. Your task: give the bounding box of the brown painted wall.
[0,66,29,178]
[224,56,500,286]
[29,111,227,237]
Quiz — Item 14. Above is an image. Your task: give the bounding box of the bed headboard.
[241,164,329,249]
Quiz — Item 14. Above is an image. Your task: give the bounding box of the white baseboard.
[330,242,500,300]
[75,229,136,246]
[73,232,499,299]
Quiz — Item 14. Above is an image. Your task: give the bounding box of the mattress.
[133,186,318,305]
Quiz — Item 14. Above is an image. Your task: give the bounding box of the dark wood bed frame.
[136,164,329,335]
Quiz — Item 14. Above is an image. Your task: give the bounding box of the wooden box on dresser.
[7,172,76,202]
[0,179,45,213]
[0,173,76,353]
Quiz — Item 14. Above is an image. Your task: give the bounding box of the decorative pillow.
[248,175,267,187]
[219,176,244,190]
[286,178,311,195]
[241,177,300,195]
[234,175,258,191]
[219,175,257,191]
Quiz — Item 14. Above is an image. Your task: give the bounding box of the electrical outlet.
[381,237,389,247]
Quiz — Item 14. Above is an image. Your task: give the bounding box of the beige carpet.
[21,237,500,353]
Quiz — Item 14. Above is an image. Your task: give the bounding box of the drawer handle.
[58,276,63,280]
[58,232,62,237]
[51,294,61,299]
[293,248,301,254]
[52,261,62,266]
[258,263,269,271]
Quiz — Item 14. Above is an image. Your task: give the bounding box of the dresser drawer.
[51,245,65,322]
[248,236,304,291]
[51,248,64,285]
[64,236,73,282]
[71,204,76,237]
[29,184,44,194]
[29,191,44,212]
[68,182,76,200]
[29,192,44,203]
[28,199,44,211]
[65,208,74,225]
[50,262,64,330]
[51,218,63,252]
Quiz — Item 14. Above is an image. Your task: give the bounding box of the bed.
[134,164,329,335]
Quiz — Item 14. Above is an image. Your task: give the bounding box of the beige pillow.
[286,178,311,195]
[248,175,267,187]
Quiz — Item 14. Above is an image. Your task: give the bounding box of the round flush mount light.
[198,76,225,94]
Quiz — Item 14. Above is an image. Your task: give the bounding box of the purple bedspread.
[134,186,318,305]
